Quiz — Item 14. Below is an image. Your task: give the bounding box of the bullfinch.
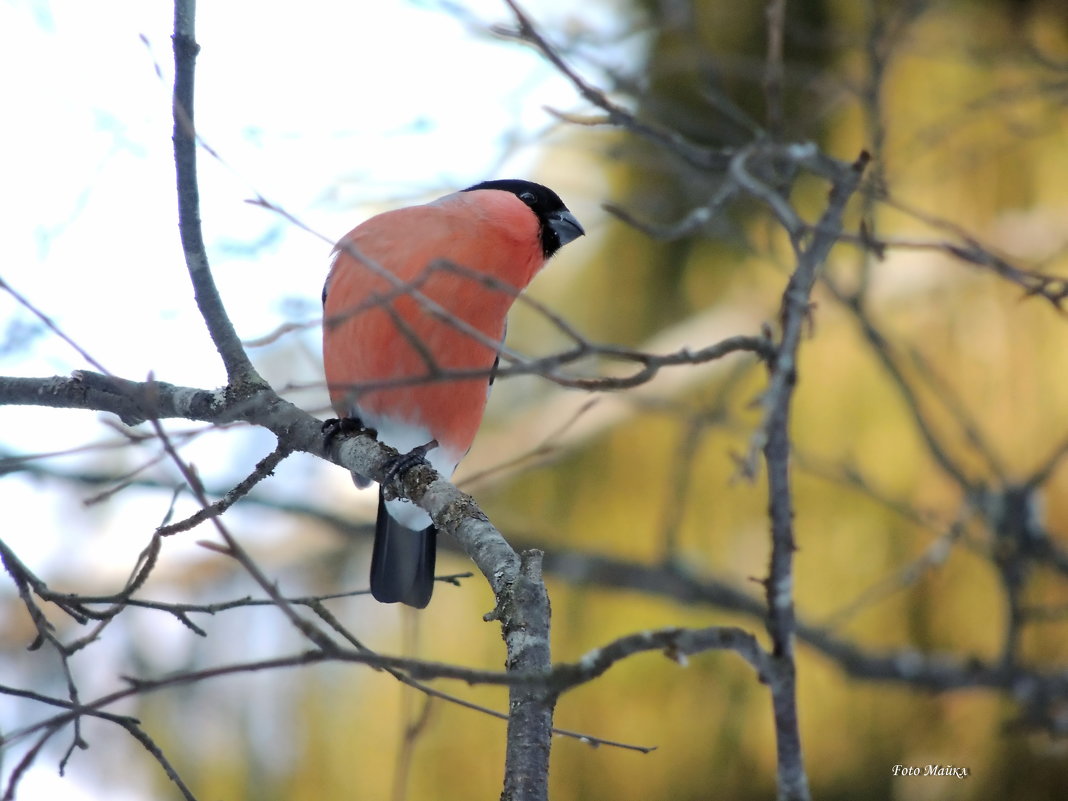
[322,179,584,608]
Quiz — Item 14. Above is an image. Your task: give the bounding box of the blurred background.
[2,0,1068,799]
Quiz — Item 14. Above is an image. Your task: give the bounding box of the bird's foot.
[383,439,439,483]
[321,416,378,452]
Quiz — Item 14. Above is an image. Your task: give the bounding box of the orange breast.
[323,190,545,454]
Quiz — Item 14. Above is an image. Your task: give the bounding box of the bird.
[322,179,584,608]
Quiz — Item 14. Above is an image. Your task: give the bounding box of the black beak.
[547,209,585,247]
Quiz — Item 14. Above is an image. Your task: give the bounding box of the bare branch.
[171,0,264,389]
[763,0,788,137]
[757,150,869,801]
[0,372,225,427]
[553,626,773,690]
[819,273,976,490]
[498,0,731,171]
[144,394,338,652]
[0,277,110,375]
[876,194,1068,311]
[156,441,293,535]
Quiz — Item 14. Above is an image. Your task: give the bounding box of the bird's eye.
[519,192,536,206]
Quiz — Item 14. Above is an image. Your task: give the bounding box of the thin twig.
[171,0,264,388]
[144,397,336,652]
[0,277,110,375]
[764,0,788,137]
[820,272,976,491]
[499,0,731,171]
[156,442,293,535]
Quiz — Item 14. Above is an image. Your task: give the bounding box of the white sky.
[0,1,633,797]
[0,0,624,529]
[1,0,608,390]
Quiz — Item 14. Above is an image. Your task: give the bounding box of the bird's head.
[463,179,584,258]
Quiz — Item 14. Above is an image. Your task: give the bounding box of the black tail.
[369,489,437,608]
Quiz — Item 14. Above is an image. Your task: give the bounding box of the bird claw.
[383,439,439,483]
[321,416,378,451]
